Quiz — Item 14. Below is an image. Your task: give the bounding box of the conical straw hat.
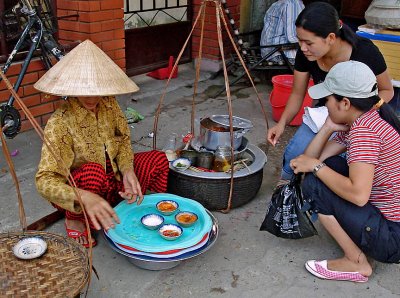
[34,40,139,96]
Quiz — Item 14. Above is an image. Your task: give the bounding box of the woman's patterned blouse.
[35,96,133,213]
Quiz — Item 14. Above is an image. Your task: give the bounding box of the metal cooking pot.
[199,115,252,151]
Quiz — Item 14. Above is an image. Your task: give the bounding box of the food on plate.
[162,230,181,237]
[171,158,190,171]
[156,200,179,215]
[158,224,183,240]
[141,214,164,230]
[177,213,197,223]
[175,211,198,227]
[158,202,176,212]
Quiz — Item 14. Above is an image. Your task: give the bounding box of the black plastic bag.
[260,174,317,239]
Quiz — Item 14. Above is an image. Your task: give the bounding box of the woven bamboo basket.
[0,231,89,297]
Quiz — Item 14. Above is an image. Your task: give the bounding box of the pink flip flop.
[305,260,368,283]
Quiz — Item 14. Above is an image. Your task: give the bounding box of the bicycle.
[0,0,65,138]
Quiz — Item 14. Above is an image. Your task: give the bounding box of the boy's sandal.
[65,225,97,248]
[305,260,368,283]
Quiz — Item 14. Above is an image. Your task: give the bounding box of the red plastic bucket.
[146,56,178,80]
[269,75,314,126]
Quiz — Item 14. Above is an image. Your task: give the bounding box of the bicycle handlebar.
[0,0,64,138]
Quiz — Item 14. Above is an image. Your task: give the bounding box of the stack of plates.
[103,193,218,270]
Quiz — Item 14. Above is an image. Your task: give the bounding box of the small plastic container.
[163,133,178,161]
[213,146,232,172]
[197,152,214,169]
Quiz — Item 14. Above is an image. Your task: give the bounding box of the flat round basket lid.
[0,231,89,297]
[106,193,213,252]
[209,115,253,129]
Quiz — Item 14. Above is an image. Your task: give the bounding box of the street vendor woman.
[34,40,169,247]
[290,61,400,282]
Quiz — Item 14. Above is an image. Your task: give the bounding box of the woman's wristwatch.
[313,162,326,177]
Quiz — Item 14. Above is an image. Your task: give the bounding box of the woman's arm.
[110,98,144,204]
[119,168,144,205]
[267,70,310,145]
[35,112,78,212]
[77,188,120,230]
[111,97,134,174]
[304,117,348,159]
[291,155,374,206]
[291,116,375,206]
[312,162,374,206]
[376,70,394,102]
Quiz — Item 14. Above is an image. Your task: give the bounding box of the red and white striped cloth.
[55,150,169,227]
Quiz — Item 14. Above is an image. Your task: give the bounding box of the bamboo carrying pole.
[152,0,270,213]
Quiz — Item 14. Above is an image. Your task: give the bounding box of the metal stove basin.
[171,144,267,179]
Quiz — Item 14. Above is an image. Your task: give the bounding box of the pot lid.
[365,0,400,29]
[209,115,253,129]
[369,0,400,8]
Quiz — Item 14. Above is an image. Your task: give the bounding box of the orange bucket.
[269,75,314,126]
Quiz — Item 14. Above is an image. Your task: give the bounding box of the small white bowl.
[175,211,198,228]
[141,214,164,230]
[156,200,179,216]
[13,236,47,260]
[158,224,183,241]
[172,158,191,171]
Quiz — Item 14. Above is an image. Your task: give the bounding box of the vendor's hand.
[290,155,321,174]
[119,168,144,205]
[323,116,349,133]
[79,189,120,231]
[267,123,285,146]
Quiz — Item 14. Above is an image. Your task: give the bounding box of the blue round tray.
[106,193,213,252]
[103,210,219,263]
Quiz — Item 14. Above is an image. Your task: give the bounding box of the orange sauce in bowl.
[158,202,176,212]
[177,213,197,224]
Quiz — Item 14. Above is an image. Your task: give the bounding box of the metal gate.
[124,0,192,76]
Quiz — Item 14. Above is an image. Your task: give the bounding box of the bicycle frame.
[0,0,64,138]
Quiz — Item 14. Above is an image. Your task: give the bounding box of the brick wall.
[57,0,126,69]
[0,58,60,132]
[0,0,126,133]
[192,0,241,61]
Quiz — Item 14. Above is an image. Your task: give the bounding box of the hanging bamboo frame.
[152,0,270,213]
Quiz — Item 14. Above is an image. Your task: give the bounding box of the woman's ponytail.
[339,23,358,49]
[377,103,400,134]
